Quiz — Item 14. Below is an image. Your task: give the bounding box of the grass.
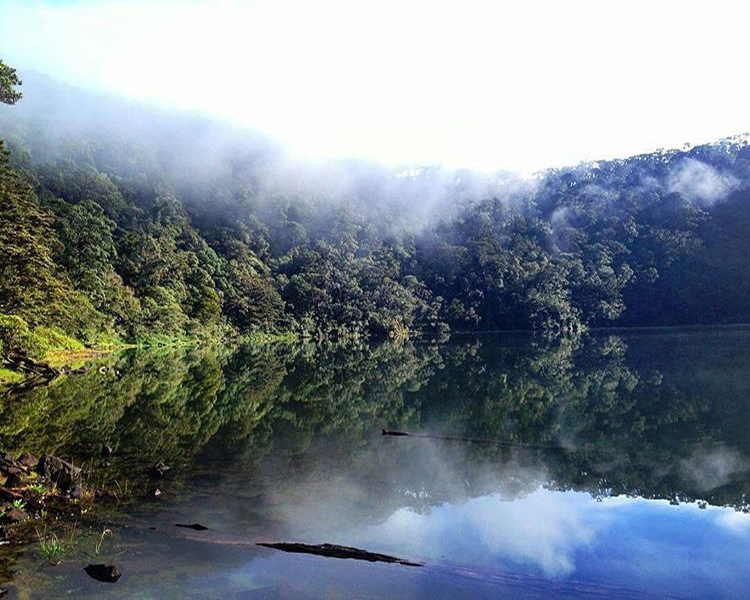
[27,483,47,495]
[112,479,131,504]
[35,523,78,565]
[0,367,23,385]
[94,528,113,556]
[36,530,64,565]
[11,499,26,511]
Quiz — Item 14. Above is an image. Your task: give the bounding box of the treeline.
[2,66,750,348]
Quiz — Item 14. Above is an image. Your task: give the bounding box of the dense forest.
[2,61,750,358]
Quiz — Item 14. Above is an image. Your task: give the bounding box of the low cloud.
[679,444,748,492]
[667,158,739,206]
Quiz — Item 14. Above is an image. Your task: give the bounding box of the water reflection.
[2,329,750,597]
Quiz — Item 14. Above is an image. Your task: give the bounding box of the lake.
[2,328,750,598]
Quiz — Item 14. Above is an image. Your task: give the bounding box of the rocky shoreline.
[1,452,90,541]
[0,447,170,588]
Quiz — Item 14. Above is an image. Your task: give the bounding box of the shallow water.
[2,329,750,598]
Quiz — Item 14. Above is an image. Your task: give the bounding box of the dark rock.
[0,452,20,473]
[37,455,82,493]
[2,508,28,524]
[175,523,208,531]
[102,445,113,457]
[147,488,162,497]
[84,564,121,583]
[3,473,23,489]
[151,461,171,477]
[17,452,38,469]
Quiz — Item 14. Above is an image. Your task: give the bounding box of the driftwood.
[6,356,60,378]
[256,542,423,567]
[176,523,209,531]
[0,486,23,501]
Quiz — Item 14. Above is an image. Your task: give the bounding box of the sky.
[1,0,749,174]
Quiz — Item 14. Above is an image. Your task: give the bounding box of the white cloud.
[369,489,605,576]
[2,0,750,172]
[668,159,739,206]
[715,510,750,535]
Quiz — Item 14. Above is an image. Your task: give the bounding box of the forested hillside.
[2,65,750,355]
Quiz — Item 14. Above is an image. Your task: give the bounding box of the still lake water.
[2,329,750,598]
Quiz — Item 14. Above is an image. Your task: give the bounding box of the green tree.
[0,59,22,105]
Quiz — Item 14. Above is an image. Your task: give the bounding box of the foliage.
[2,66,750,350]
[0,59,22,105]
[0,313,83,363]
[35,525,75,565]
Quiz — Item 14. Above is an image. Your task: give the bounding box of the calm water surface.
[1,329,750,598]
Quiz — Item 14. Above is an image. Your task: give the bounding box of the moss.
[34,327,84,352]
[0,367,23,385]
[0,313,85,363]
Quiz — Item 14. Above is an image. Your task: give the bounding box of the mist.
[3,65,750,339]
[4,0,750,174]
[3,70,749,238]
[0,71,531,232]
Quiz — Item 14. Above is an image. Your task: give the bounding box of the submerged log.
[256,542,423,567]
[6,356,60,378]
[381,429,409,436]
[175,523,208,530]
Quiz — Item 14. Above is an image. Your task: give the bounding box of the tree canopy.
[1,68,750,348]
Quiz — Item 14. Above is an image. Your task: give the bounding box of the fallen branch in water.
[381,429,566,451]
[175,523,209,531]
[256,542,423,567]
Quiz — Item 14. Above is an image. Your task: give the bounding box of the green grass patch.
[0,367,23,385]
[1,313,85,363]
